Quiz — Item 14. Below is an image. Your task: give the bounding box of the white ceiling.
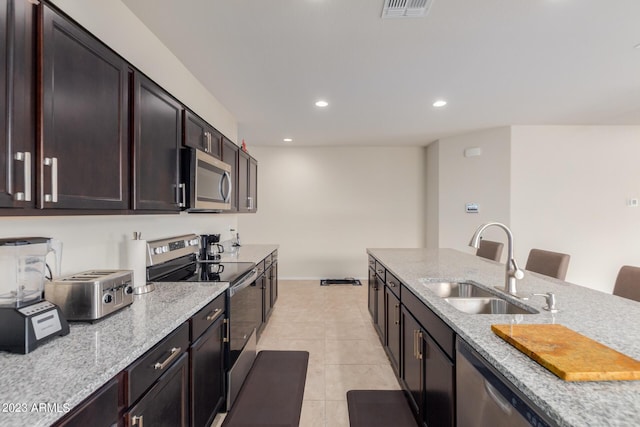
[121,0,640,146]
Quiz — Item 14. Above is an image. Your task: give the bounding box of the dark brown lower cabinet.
[53,376,122,427]
[367,267,377,321]
[270,260,278,306]
[263,265,272,322]
[385,286,401,375]
[375,274,385,341]
[126,353,189,427]
[190,315,225,427]
[401,306,455,427]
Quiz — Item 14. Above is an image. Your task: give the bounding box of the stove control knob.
[191,238,200,246]
[124,285,134,295]
[103,293,113,304]
[162,245,169,253]
[153,247,163,255]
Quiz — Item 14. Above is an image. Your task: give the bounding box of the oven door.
[181,148,232,211]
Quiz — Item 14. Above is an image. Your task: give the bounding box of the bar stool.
[525,249,570,280]
[475,240,504,262]
[613,266,640,302]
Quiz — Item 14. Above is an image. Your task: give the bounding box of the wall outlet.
[627,198,639,207]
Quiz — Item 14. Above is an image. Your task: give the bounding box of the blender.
[0,237,69,354]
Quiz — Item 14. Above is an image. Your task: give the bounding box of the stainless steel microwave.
[180,148,232,211]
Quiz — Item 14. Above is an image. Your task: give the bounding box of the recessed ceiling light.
[433,100,447,108]
[635,43,640,49]
[283,138,293,142]
[315,100,329,108]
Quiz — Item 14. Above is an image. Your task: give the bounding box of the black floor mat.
[222,350,309,427]
[347,390,418,427]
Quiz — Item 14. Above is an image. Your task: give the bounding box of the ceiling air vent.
[382,0,433,18]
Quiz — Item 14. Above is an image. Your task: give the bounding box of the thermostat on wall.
[465,203,479,213]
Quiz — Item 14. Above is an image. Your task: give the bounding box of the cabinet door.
[270,261,278,307]
[183,110,221,159]
[367,268,377,321]
[248,156,257,212]
[41,5,129,209]
[401,307,423,418]
[221,138,238,212]
[0,0,35,208]
[263,266,272,322]
[190,317,225,427]
[54,377,121,427]
[237,150,249,212]
[127,352,189,427]
[385,287,401,375]
[423,332,455,427]
[375,274,385,341]
[133,72,182,211]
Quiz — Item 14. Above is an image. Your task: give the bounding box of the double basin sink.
[424,281,539,315]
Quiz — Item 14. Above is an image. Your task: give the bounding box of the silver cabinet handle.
[153,347,181,370]
[413,330,418,359]
[206,308,223,322]
[247,196,253,210]
[394,303,399,325]
[177,183,186,207]
[13,152,31,201]
[417,331,423,360]
[43,157,58,203]
[131,415,144,427]
[223,318,230,343]
[203,132,209,153]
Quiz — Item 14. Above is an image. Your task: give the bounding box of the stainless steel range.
[145,234,259,410]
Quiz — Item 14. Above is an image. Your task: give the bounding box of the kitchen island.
[368,248,640,427]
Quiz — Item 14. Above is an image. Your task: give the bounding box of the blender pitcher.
[0,237,62,307]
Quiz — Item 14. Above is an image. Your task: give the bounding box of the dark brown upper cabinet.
[132,72,182,212]
[237,150,257,213]
[41,4,129,210]
[0,0,36,208]
[221,137,239,212]
[183,109,221,159]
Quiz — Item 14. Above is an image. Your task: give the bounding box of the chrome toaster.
[45,270,134,321]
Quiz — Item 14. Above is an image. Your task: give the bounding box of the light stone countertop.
[0,244,278,426]
[219,244,279,264]
[367,248,640,427]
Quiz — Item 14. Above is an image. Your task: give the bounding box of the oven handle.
[229,269,258,296]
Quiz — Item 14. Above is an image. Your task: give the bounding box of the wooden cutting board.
[491,324,640,381]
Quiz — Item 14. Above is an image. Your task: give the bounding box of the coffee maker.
[200,234,224,261]
[0,237,69,354]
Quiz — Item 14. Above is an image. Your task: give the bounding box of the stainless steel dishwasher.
[456,338,557,427]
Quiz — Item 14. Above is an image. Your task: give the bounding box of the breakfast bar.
[367,248,640,427]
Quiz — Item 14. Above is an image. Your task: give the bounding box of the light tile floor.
[212,279,400,427]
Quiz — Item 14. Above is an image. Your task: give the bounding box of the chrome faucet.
[469,222,526,298]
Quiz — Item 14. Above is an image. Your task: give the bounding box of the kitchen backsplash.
[0,213,238,275]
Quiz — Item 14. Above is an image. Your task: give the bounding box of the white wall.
[51,0,237,142]
[511,126,640,292]
[238,146,425,279]
[0,0,239,275]
[430,127,512,257]
[425,142,439,249]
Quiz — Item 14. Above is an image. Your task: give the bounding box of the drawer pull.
[206,308,223,322]
[132,415,144,427]
[223,318,230,343]
[153,347,181,370]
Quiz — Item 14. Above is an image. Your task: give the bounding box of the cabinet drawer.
[127,322,189,405]
[368,256,376,270]
[402,285,455,360]
[54,376,121,427]
[374,261,386,281]
[264,253,273,268]
[272,250,278,263]
[386,273,401,299]
[190,293,226,342]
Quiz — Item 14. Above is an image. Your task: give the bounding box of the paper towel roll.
[124,238,147,289]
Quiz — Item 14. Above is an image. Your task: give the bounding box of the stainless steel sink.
[443,297,539,315]
[423,281,496,298]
